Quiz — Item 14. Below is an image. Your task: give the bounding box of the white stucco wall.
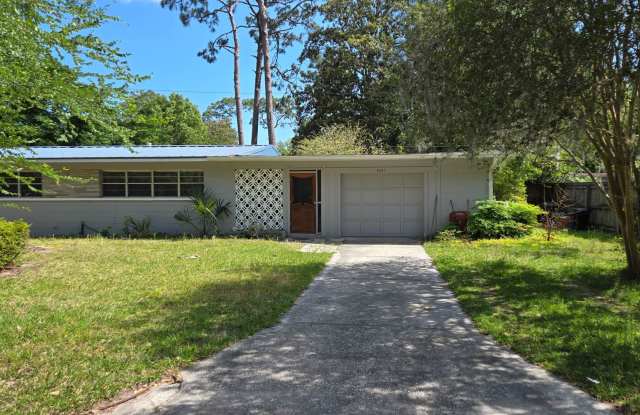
[0,156,493,238]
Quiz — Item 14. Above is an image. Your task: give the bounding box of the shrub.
[0,219,29,268]
[434,224,464,241]
[122,216,152,238]
[467,200,543,239]
[174,189,231,237]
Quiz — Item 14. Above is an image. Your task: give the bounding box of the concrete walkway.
[114,242,614,415]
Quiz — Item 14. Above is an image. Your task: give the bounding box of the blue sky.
[95,0,301,144]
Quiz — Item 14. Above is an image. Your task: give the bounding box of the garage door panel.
[360,175,380,189]
[340,173,424,237]
[341,175,361,189]
[342,205,361,220]
[362,190,382,204]
[404,189,423,204]
[383,175,403,186]
[404,205,423,220]
[403,174,424,186]
[383,188,403,203]
[362,205,382,218]
[341,191,361,204]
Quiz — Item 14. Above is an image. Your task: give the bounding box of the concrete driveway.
[114,242,614,415]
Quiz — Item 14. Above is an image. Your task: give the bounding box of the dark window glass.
[102,184,126,197]
[127,172,151,183]
[180,183,204,197]
[128,183,152,197]
[317,204,322,233]
[317,170,321,202]
[20,172,42,197]
[179,171,204,197]
[1,174,19,197]
[293,176,313,202]
[180,171,204,183]
[154,172,178,183]
[155,183,178,196]
[102,172,126,183]
[102,171,126,197]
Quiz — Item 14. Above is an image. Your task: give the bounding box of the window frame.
[0,171,43,198]
[100,170,204,198]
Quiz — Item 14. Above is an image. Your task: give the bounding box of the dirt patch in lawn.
[0,245,53,278]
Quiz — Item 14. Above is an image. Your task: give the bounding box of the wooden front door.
[290,172,316,234]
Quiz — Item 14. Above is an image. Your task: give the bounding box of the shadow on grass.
[115,261,327,365]
[438,255,639,409]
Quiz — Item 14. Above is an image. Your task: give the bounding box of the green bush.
[467,200,543,239]
[434,224,464,241]
[0,219,29,268]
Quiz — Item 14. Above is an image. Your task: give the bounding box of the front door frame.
[289,170,319,235]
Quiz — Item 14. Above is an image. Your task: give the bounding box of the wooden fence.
[526,181,619,232]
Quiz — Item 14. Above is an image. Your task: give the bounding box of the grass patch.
[426,230,640,413]
[0,238,331,414]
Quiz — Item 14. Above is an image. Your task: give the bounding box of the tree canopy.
[120,91,235,145]
[293,0,409,151]
[405,0,640,278]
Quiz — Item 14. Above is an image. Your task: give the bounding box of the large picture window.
[0,172,43,197]
[101,171,204,197]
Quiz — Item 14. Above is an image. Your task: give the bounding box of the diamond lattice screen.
[234,169,285,231]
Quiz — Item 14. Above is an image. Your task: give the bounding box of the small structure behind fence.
[526,181,618,232]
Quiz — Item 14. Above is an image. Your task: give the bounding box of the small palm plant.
[174,189,231,237]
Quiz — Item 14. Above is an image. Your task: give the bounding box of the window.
[0,172,42,197]
[102,172,126,197]
[180,171,204,197]
[154,172,178,196]
[127,172,152,197]
[101,171,203,197]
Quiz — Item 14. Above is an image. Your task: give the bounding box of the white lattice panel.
[234,169,285,231]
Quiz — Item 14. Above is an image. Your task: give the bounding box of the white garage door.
[340,173,424,237]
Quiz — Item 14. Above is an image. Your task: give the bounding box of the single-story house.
[0,145,494,238]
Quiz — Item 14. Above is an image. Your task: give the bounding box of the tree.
[161,0,245,144]
[294,0,409,151]
[244,0,316,145]
[294,124,381,155]
[203,95,295,139]
[1,0,139,191]
[120,91,230,145]
[256,0,277,145]
[203,119,238,145]
[407,1,640,279]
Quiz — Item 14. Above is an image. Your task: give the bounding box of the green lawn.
[426,230,640,413]
[0,238,331,415]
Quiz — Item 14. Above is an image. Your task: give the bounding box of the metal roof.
[9,145,280,160]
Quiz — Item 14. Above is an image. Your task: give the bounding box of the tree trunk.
[601,152,640,279]
[251,29,264,145]
[257,0,276,145]
[228,1,245,145]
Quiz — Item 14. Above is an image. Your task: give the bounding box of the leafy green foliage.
[0,1,140,147]
[174,189,231,236]
[203,96,295,131]
[122,216,153,239]
[405,1,640,277]
[493,156,541,201]
[433,224,464,242]
[0,0,141,189]
[0,219,29,268]
[426,231,638,412]
[294,124,382,155]
[120,91,233,145]
[294,0,409,150]
[0,238,330,414]
[467,200,543,239]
